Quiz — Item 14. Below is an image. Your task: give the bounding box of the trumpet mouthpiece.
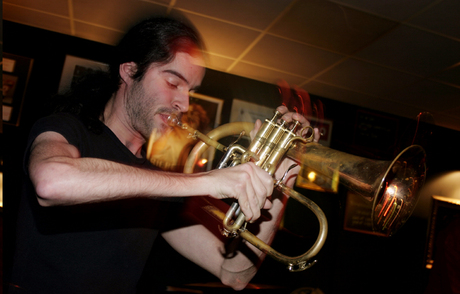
[167,113,181,127]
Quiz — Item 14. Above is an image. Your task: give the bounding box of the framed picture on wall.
[58,55,108,94]
[2,53,34,127]
[343,191,388,237]
[230,99,274,124]
[424,195,460,269]
[187,93,224,171]
[188,92,223,132]
[230,99,333,147]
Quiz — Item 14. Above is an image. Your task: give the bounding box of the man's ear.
[119,62,137,83]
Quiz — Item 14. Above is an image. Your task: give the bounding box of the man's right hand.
[205,162,273,223]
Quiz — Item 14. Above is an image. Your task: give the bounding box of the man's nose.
[172,90,190,113]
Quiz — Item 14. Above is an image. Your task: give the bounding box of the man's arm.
[161,193,287,291]
[29,131,273,222]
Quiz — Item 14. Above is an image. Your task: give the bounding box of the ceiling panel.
[315,58,421,97]
[242,34,345,78]
[182,12,261,59]
[73,22,126,46]
[330,0,437,21]
[3,0,460,132]
[304,80,429,120]
[5,0,69,16]
[174,0,294,30]
[3,3,72,35]
[202,54,235,73]
[444,106,460,118]
[73,0,167,33]
[268,0,398,54]
[355,25,460,77]
[432,65,460,86]
[393,80,460,112]
[230,62,307,86]
[408,0,460,39]
[304,80,378,105]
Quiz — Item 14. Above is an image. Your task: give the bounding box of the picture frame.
[424,195,460,269]
[189,92,223,131]
[230,99,333,146]
[230,99,274,124]
[188,92,224,171]
[343,191,388,237]
[58,55,108,94]
[2,53,34,127]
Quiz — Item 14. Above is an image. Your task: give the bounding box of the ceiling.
[4,0,460,131]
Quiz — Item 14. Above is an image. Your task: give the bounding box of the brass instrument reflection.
[147,103,210,172]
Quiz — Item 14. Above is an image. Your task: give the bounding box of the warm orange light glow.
[197,158,208,167]
[383,185,398,217]
[386,186,396,196]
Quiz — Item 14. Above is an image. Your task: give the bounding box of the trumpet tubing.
[178,110,426,272]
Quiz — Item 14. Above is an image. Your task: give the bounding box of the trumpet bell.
[291,143,426,236]
[371,145,426,235]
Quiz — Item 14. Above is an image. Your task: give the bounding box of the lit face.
[125,51,205,139]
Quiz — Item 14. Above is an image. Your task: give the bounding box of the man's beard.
[126,80,181,138]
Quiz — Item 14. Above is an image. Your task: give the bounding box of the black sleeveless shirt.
[10,112,173,293]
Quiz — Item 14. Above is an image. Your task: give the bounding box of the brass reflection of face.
[183,103,209,131]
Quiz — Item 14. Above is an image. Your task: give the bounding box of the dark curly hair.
[52,16,204,133]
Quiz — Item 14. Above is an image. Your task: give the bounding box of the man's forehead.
[155,52,205,86]
[177,49,206,68]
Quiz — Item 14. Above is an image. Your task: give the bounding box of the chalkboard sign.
[353,110,399,154]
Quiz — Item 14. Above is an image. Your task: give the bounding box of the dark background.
[2,21,460,293]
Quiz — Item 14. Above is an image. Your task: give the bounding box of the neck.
[102,93,145,157]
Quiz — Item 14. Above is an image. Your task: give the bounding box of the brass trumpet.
[169,110,426,272]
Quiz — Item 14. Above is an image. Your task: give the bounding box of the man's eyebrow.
[163,69,201,91]
[163,69,188,84]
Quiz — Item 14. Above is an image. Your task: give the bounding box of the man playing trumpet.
[8,16,318,293]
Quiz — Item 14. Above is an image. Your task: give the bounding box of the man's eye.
[167,82,178,89]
